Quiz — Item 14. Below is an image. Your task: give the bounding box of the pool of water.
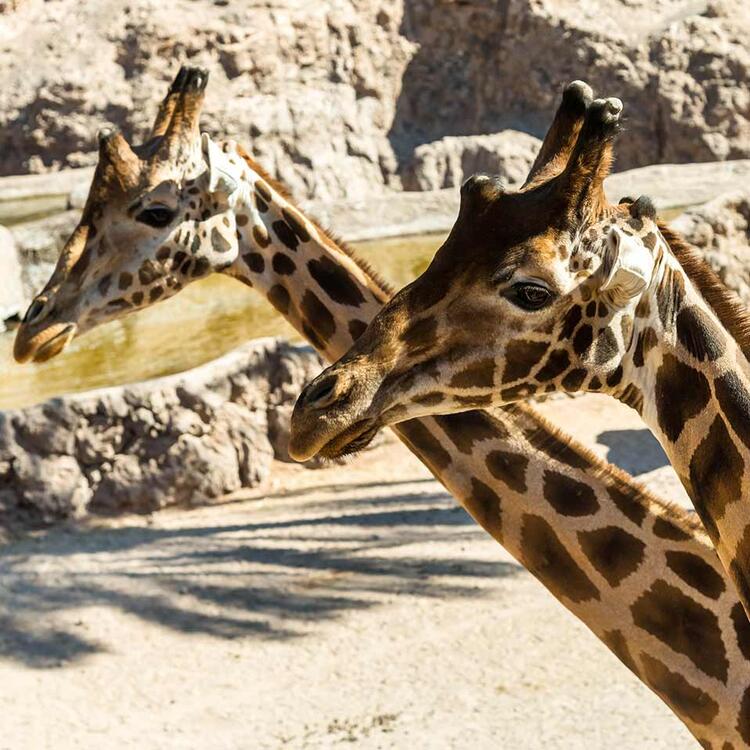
[0,233,447,410]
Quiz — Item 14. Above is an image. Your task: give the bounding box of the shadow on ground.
[598,428,669,476]
[0,478,520,669]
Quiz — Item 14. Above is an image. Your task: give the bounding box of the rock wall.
[0,338,326,527]
[1,0,748,198]
[672,191,750,304]
[393,0,750,173]
[0,0,411,201]
[401,131,541,191]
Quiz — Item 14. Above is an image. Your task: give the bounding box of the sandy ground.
[0,395,697,749]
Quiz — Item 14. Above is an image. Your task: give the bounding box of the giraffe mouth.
[14,323,78,364]
[315,418,381,460]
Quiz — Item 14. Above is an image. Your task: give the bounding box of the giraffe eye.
[509,283,553,311]
[136,206,175,228]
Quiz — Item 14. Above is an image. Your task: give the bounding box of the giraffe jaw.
[288,416,380,462]
[320,419,381,459]
[14,322,77,364]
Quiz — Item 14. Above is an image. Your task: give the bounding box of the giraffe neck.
[615,234,750,618]
[221,146,388,362]
[214,142,749,743]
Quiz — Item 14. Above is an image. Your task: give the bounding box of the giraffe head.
[290,98,663,460]
[14,66,242,363]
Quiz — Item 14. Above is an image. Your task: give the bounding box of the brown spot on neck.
[639,652,719,727]
[632,579,728,683]
[520,513,601,604]
[654,353,711,443]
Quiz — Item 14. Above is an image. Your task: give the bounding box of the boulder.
[401,131,542,192]
[0,338,326,525]
[671,191,750,304]
[11,453,91,522]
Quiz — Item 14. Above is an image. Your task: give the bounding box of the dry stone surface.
[10,210,79,304]
[401,131,542,191]
[0,338,326,527]
[0,225,24,321]
[672,190,750,304]
[0,0,748,198]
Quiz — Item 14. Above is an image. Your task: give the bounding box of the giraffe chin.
[14,323,77,364]
[315,419,381,460]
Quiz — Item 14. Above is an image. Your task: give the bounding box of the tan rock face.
[394,0,750,169]
[401,131,542,191]
[671,191,750,304]
[0,0,748,199]
[0,226,25,321]
[0,339,327,525]
[0,0,27,12]
[0,0,412,201]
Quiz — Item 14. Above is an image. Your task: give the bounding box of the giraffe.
[289,93,750,629]
[13,67,750,745]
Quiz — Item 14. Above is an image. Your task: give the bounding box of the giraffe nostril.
[23,298,47,326]
[302,375,341,410]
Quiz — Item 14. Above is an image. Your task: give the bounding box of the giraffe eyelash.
[135,205,176,228]
[505,282,556,311]
[492,267,517,285]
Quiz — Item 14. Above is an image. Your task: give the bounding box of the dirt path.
[0,395,695,748]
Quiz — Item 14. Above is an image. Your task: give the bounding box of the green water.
[0,233,447,410]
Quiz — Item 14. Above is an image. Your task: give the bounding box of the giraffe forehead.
[480,230,560,275]
[533,230,568,261]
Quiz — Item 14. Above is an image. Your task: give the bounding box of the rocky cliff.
[1,0,748,199]
[672,191,750,304]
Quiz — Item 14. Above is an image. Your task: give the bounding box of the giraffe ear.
[201,133,239,196]
[600,226,654,306]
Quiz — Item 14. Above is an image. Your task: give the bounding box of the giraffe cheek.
[207,213,239,269]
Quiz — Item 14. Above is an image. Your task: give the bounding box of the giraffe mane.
[659,222,750,360]
[235,144,293,200]
[317,226,394,301]
[235,145,393,301]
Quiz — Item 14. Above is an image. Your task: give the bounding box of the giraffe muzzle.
[288,366,384,461]
[13,321,77,364]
